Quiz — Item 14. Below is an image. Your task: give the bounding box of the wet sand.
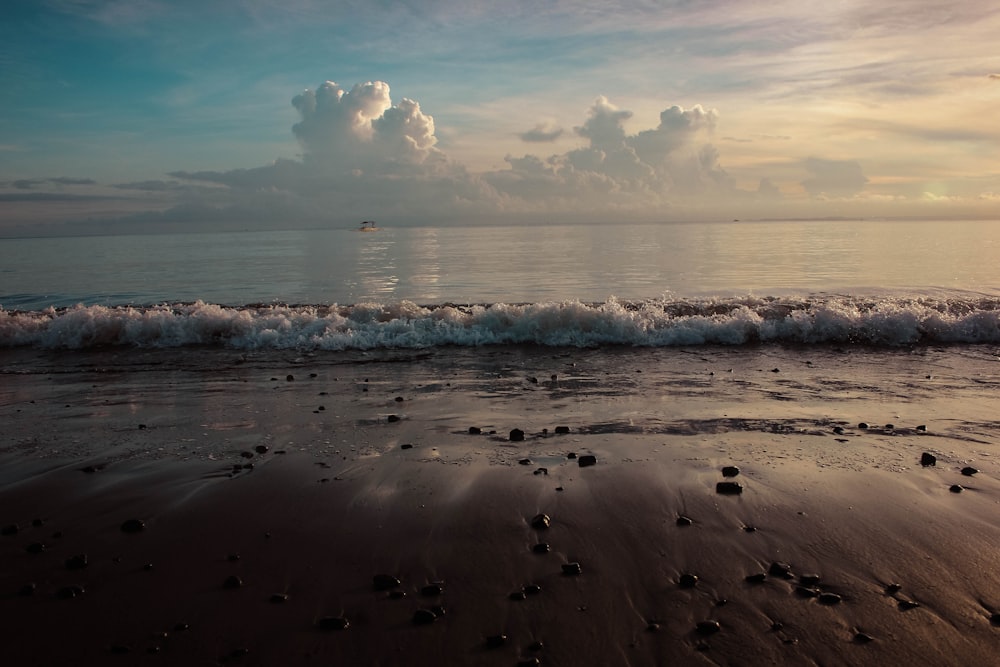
[2,345,1000,665]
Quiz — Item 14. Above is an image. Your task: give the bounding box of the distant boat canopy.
[358,220,379,231]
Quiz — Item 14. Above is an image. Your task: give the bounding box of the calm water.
[2,219,998,310]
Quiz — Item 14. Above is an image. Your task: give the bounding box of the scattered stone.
[120,518,145,533]
[897,599,920,611]
[950,484,964,493]
[858,422,869,429]
[143,563,154,571]
[770,622,783,632]
[676,515,693,527]
[567,452,577,459]
[530,514,551,530]
[388,590,407,600]
[920,452,937,466]
[395,396,404,402]
[721,465,740,477]
[31,518,44,527]
[884,423,895,430]
[509,428,525,442]
[270,593,289,603]
[400,443,413,450]
[885,583,903,594]
[509,591,526,601]
[468,426,482,435]
[412,609,437,625]
[833,426,845,435]
[286,375,294,382]
[523,584,541,595]
[818,592,842,605]
[916,424,927,432]
[578,455,597,467]
[138,424,147,430]
[745,573,767,584]
[316,615,349,629]
[532,543,550,554]
[799,574,821,586]
[82,465,100,474]
[65,554,88,570]
[517,659,541,667]
[555,426,570,434]
[562,562,583,576]
[646,622,661,633]
[518,458,532,465]
[421,584,443,597]
[26,542,46,554]
[18,583,36,596]
[223,575,243,589]
[716,481,743,495]
[695,620,721,635]
[679,573,699,588]
[373,574,401,591]
[961,467,979,476]
[485,634,507,648]
[533,468,548,476]
[56,584,85,599]
[795,586,820,598]
[990,612,1000,626]
[854,632,875,644]
[769,562,794,579]
[174,623,190,632]
[743,525,757,533]
[227,553,241,562]
[387,414,400,423]
[240,451,254,459]
[254,445,269,454]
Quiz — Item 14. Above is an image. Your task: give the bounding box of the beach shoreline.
[2,344,999,665]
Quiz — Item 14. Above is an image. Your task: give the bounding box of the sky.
[1,0,999,235]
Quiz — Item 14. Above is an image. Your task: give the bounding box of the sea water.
[1,219,999,350]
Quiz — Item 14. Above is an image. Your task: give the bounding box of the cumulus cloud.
[800,158,868,197]
[519,123,564,142]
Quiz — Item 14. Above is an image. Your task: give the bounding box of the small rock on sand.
[412,609,437,625]
[961,467,979,476]
[716,481,743,495]
[696,620,721,635]
[920,452,937,466]
[120,519,145,533]
[555,426,570,434]
[373,574,401,591]
[317,616,350,630]
[578,455,597,467]
[531,514,551,530]
[562,562,583,576]
[509,428,525,442]
[721,465,740,477]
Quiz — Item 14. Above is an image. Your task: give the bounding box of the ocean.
[2,219,999,350]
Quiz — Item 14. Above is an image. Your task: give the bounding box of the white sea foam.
[2,296,999,350]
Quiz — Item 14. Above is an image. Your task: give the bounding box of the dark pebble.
[818,592,842,605]
[916,424,927,432]
[509,428,525,442]
[19,583,36,596]
[223,575,243,589]
[227,553,241,562]
[679,573,699,588]
[528,641,544,651]
[769,562,793,578]
[743,525,757,533]
[858,422,869,429]
[174,623,190,632]
[555,426,570,434]
[854,632,875,644]
[56,584,85,599]
[885,583,903,594]
[721,465,740,477]
[799,573,821,586]
[388,590,407,599]
[138,424,147,430]
[255,445,269,454]
[485,634,507,648]
[509,591,527,601]
[898,599,921,611]
[26,542,46,554]
[421,584,443,597]
[412,609,437,625]
[530,513,551,530]
[1,524,18,536]
[533,467,548,475]
[82,465,100,473]
[532,543,550,554]
[961,467,979,476]
[833,426,845,435]
[373,574,401,591]
[523,583,541,595]
[387,414,400,423]
[517,659,541,667]
[920,452,937,466]
[519,458,533,465]
[65,554,88,570]
[270,593,289,603]
[143,563,154,571]
[578,454,597,467]
[240,451,254,459]
[771,622,783,632]
[795,586,820,598]
[562,562,582,576]
[121,518,145,533]
[401,444,413,450]
[31,518,44,527]
[318,616,350,630]
[646,622,661,632]
[695,620,721,635]
[676,515,693,526]
[286,374,294,381]
[395,396,404,402]
[567,452,577,459]
[990,612,1000,626]
[950,484,964,493]
[468,426,482,435]
[716,481,743,495]
[745,573,767,584]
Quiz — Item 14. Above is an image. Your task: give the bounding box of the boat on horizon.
[358,220,379,232]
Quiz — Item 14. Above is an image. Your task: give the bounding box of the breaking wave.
[2,296,1000,350]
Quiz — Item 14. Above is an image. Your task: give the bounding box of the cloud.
[800,158,868,198]
[519,123,564,143]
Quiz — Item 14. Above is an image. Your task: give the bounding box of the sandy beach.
[2,344,1000,666]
